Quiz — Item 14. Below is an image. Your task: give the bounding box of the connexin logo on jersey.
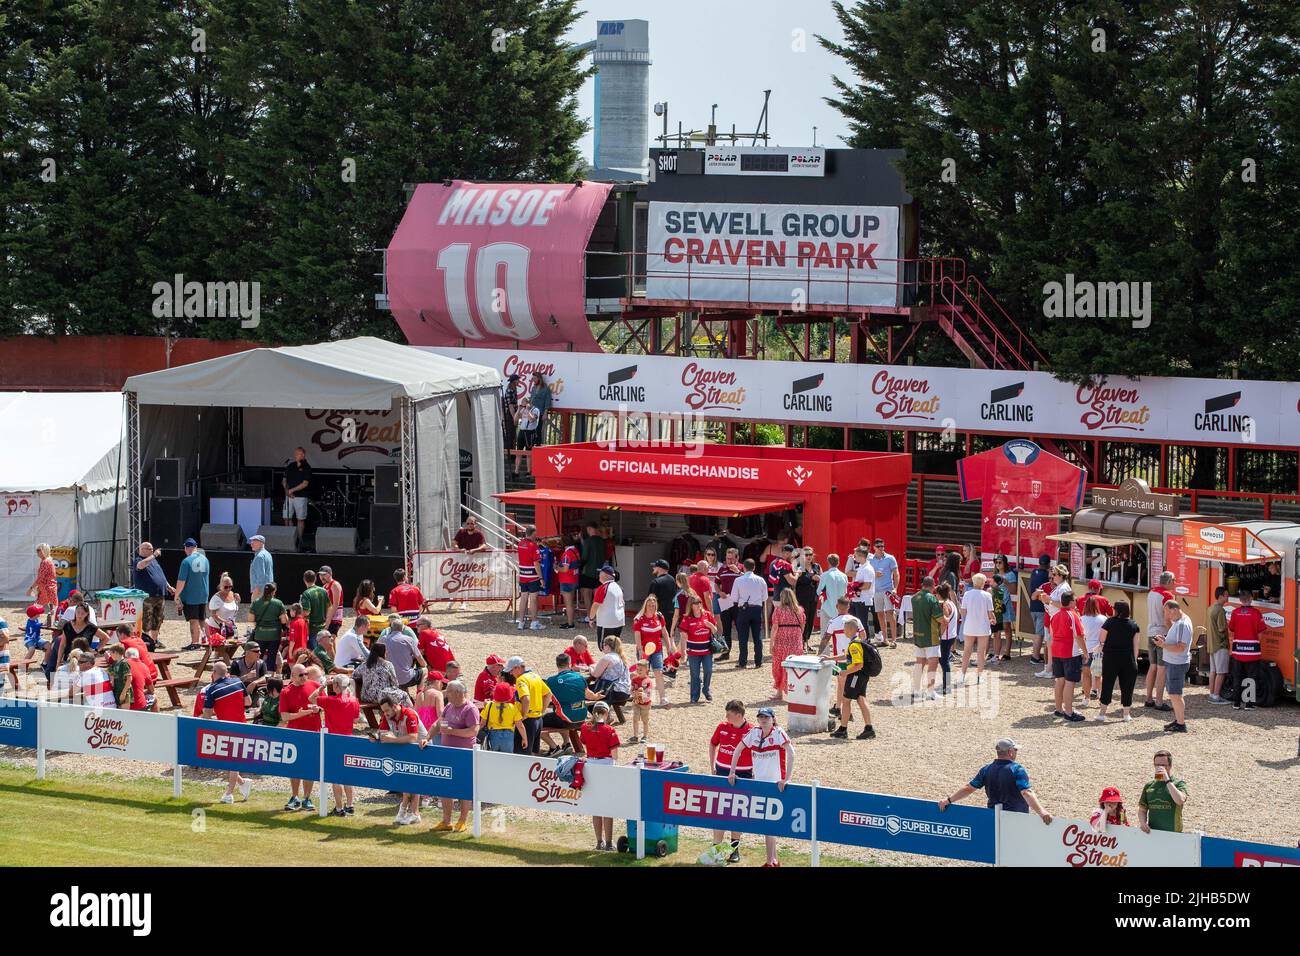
[980,382,1033,422]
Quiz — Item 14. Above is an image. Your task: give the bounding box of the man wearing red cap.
[1086,580,1113,616]
[474,654,505,707]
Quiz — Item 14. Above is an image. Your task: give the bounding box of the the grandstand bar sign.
[1090,478,1181,517]
[427,347,1300,449]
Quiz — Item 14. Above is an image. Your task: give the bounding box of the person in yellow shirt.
[484,681,526,753]
[506,655,551,755]
[829,618,876,740]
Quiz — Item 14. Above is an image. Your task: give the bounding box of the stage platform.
[157,548,404,605]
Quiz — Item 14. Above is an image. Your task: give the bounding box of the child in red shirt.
[629,659,653,744]
[578,701,622,851]
[285,604,309,672]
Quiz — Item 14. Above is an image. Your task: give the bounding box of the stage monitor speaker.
[151,496,200,549]
[315,526,358,555]
[374,464,400,506]
[254,524,300,553]
[370,502,402,556]
[200,523,245,550]
[154,458,183,499]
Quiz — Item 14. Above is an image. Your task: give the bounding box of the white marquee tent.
[0,392,127,601]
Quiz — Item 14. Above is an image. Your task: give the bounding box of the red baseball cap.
[1088,579,1103,591]
[1099,786,1123,804]
[934,545,945,554]
[26,603,43,618]
[428,670,446,683]
[485,654,505,666]
[491,681,515,703]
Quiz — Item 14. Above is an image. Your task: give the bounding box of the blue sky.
[570,0,853,163]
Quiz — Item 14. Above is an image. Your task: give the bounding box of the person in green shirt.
[257,677,283,725]
[105,642,133,709]
[299,570,330,635]
[1206,586,1231,704]
[910,576,943,701]
[1138,749,1189,833]
[579,524,605,613]
[248,582,288,667]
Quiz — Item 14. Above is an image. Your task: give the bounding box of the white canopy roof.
[123,336,501,408]
[0,392,124,492]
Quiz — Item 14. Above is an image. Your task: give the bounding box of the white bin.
[781,654,836,735]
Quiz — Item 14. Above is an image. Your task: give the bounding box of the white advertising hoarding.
[475,750,641,819]
[645,202,901,309]
[412,549,516,602]
[43,704,178,764]
[428,346,1300,449]
[1000,812,1200,867]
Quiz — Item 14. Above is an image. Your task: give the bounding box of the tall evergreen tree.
[823,0,1300,382]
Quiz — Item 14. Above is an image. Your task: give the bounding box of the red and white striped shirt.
[77,666,116,709]
[517,539,540,584]
[739,725,790,782]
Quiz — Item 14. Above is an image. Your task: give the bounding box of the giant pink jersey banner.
[386,180,612,351]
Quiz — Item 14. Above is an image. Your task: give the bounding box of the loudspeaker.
[200,522,245,550]
[254,524,300,553]
[370,502,402,555]
[374,464,400,506]
[151,496,200,548]
[154,458,183,499]
[315,526,359,555]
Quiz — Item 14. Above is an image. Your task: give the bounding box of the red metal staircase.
[931,273,1050,372]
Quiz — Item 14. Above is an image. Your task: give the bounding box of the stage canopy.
[0,392,126,600]
[122,337,505,566]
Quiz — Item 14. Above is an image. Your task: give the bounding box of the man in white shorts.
[849,547,877,642]
[868,538,900,648]
[910,576,943,701]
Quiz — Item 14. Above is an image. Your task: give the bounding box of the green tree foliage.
[823,0,1300,381]
[1,0,590,342]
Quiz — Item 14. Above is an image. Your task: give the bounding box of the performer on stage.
[282,446,312,544]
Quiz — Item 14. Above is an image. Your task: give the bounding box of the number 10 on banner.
[436,242,538,340]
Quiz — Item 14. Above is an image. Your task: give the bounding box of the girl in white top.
[1079,595,1107,702]
[728,707,794,868]
[957,572,996,685]
[205,574,242,646]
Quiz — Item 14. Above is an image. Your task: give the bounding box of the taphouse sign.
[1090,477,1181,517]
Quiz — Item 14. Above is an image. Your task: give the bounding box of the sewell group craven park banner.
[426,347,1300,449]
[645,202,901,309]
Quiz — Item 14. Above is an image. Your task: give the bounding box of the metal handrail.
[460,497,519,550]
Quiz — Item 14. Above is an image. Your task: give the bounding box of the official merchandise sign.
[1000,813,1200,867]
[475,750,642,819]
[324,735,473,800]
[645,202,901,309]
[412,549,516,602]
[0,700,39,748]
[1201,836,1300,867]
[640,770,812,840]
[43,704,177,764]
[816,787,994,863]
[1182,521,1248,563]
[533,443,831,495]
[388,180,613,351]
[243,408,400,469]
[176,718,319,780]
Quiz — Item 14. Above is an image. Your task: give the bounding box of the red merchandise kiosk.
[497,442,911,598]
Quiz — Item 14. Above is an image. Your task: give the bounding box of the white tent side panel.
[0,491,77,601]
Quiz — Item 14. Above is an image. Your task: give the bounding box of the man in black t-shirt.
[282,446,312,542]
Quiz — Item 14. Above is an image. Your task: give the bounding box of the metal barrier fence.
[77,538,131,593]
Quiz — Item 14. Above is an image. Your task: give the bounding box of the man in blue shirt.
[868,538,901,648]
[1027,555,1052,665]
[132,541,175,649]
[248,534,274,603]
[540,652,601,756]
[938,738,1053,822]
[175,538,211,651]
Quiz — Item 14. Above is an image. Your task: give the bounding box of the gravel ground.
[4,600,1297,860]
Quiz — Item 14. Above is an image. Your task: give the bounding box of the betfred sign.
[324,735,472,800]
[816,787,995,863]
[177,718,319,779]
[640,770,812,839]
[1000,813,1200,867]
[1202,836,1300,867]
